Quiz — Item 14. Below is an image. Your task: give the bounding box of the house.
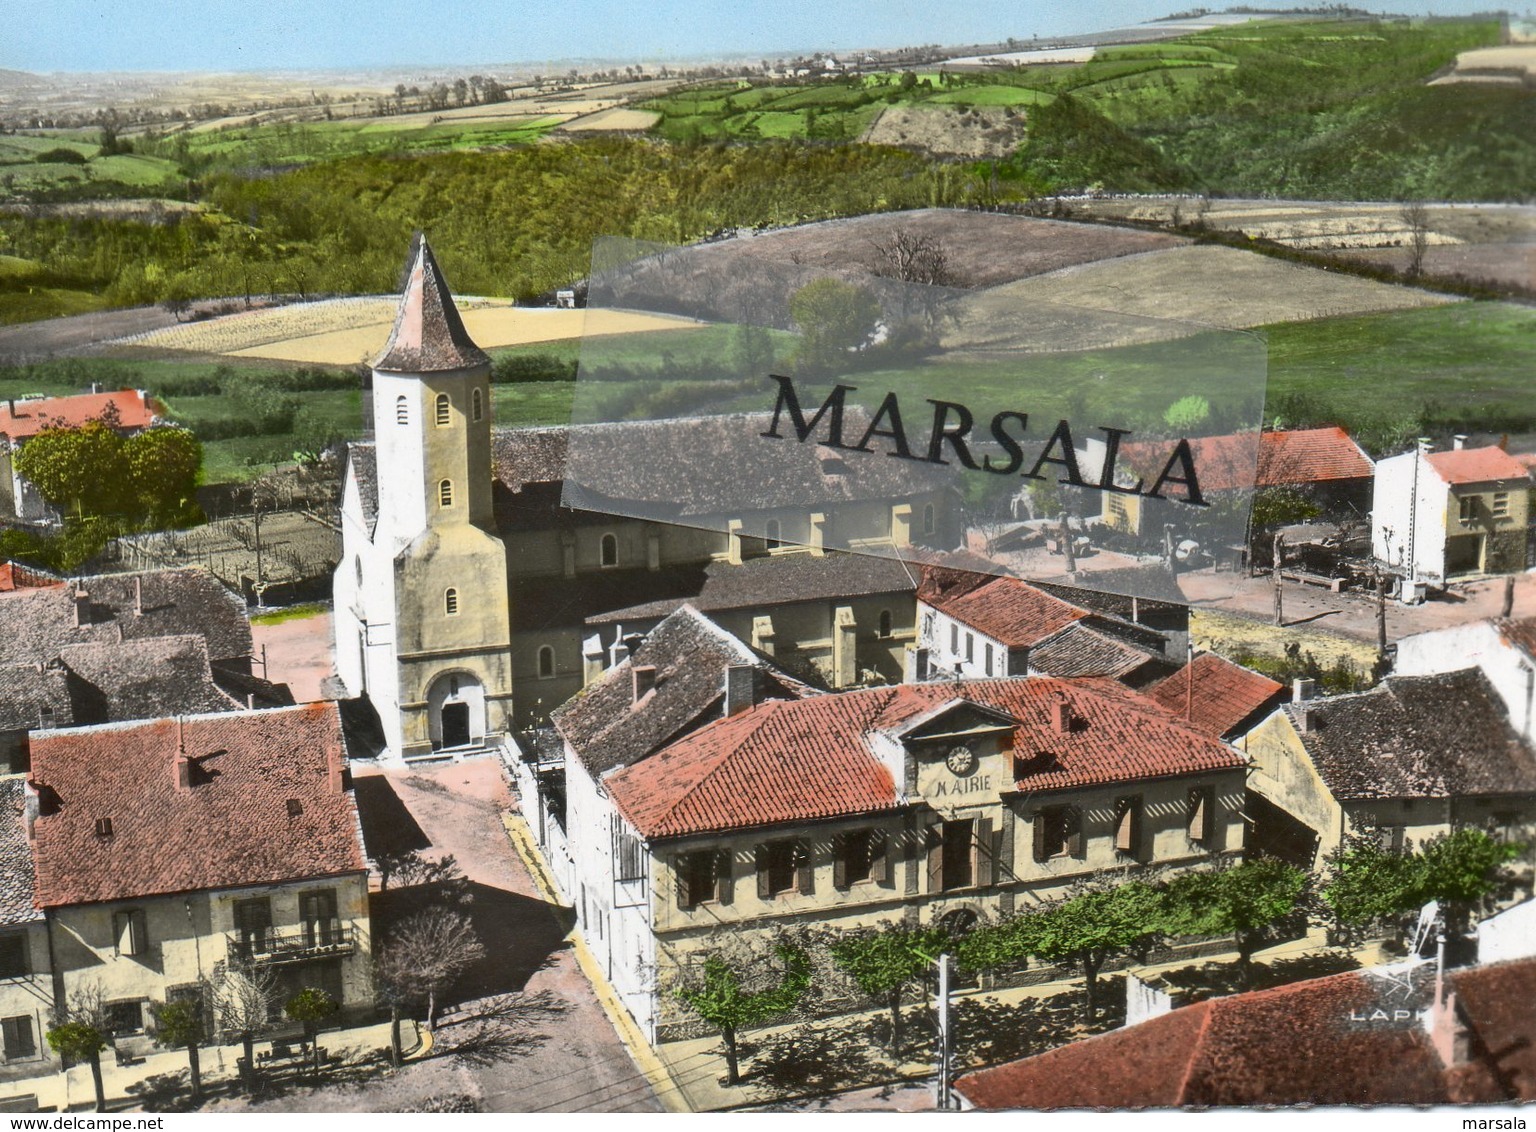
[913,568,1174,687]
[1372,439,1532,585]
[1394,616,1536,741]
[1094,427,1374,537]
[0,390,156,522]
[334,237,961,755]
[1242,669,1536,867]
[26,704,372,1059]
[0,568,289,774]
[954,956,1536,1107]
[0,780,51,1085]
[544,627,1247,1043]
[1145,652,1287,742]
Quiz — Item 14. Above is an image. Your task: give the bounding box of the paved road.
[359,759,662,1113]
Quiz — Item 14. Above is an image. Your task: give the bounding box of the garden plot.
[559,107,662,132]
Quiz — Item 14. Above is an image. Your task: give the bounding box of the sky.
[2,0,1521,73]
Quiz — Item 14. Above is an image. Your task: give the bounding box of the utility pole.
[1272,533,1285,627]
[1503,575,1516,620]
[1059,511,1075,573]
[1376,569,1389,673]
[936,952,953,1111]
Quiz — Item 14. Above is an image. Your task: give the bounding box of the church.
[333,237,962,761]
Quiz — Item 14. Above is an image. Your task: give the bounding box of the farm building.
[1371,439,1533,586]
[0,389,156,522]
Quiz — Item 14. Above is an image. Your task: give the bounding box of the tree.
[375,907,485,1033]
[788,278,881,373]
[676,943,810,1085]
[1031,883,1167,1023]
[47,1021,108,1111]
[123,426,202,524]
[14,421,126,519]
[830,925,949,1055]
[208,960,280,1091]
[729,322,777,378]
[1163,859,1310,984]
[284,986,339,1075]
[150,999,206,1102]
[869,228,950,285]
[1400,200,1430,278]
[1321,835,1427,934]
[1163,395,1211,433]
[1417,828,1524,936]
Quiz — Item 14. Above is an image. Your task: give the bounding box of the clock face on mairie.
[945,744,977,777]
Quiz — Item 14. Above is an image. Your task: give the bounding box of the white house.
[1395,617,1536,742]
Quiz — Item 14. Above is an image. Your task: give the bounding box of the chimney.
[72,589,90,629]
[1051,697,1072,734]
[632,665,657,703]
[1417,437,1433,455]
[22,779,40,841]
[133,575,143,616]
[1292,677,1315,703]
[608,626,631,668]
[1427,990,1470,1068]
[175,753,193,790]
[1452,434,1468,451]
[327,748,344,793]
[246,693,256,710]
[724,664,757,717]
[1295,704,1316,734]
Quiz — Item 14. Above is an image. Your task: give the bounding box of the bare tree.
[208,960,281,1091]
[376,908,486,1034]
[869,228,951,285]
[1400,200,1430,279]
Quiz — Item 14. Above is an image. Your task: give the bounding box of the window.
[965,633,975,664]
[395,395,409,426]
[1107,494,1129,525]
[114,909,147,957]
[878,610,893,639]
[537,645,555,679]
[1493,492,1511,518]
[286,798,303,817]
[923,612,935,639]
[354,557,363,586]
[984,643,995,676]
[923,502,935,536]
[615,828,645,882]
[676,850,725,910]
[1,1015,36,1061]
[435,392,451,426]
[600,533,618,568]
[234,898,272,955]
[834,829,887,889]
[472,387,484,422]
[95,817,113,838]
[950,624,959,654]
[1114,796,1144,860]
[1188,786,1215,845]
[0,934,27,979]
[764,519,781,549]
[301,890,339,948]
[439,479,454,508]
[444,588,459,616]
[756,840,809,899]
[1459,495,1477,522]
[1034,805,1082,861]
[105,1001,145,1037]
[940,819,975,891]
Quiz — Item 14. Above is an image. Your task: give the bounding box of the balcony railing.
[227,922,354,964]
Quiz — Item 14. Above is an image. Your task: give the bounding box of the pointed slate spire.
[373,233,490,373]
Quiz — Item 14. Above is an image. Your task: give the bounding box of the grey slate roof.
[0,567,253,670]
[588,551,920,626]
[0,664,75,733]
[59,636,243,722]
[1289,668,1536,801]
[553,605,814,779]
[348,442,380,535]
[374,235,490,374]
[493,416,951,519]
[0,778,40,925]
[1029,622,1169,682]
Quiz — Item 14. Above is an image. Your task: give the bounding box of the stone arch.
[426,669,486,750]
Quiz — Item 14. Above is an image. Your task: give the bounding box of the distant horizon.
[2,1,1519,76]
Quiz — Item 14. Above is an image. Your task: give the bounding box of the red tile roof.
[29,703,365,906]
[1147,653,1286,739]
[1121,428,1373,493]
[1426,446,1531,485]
[957,959,1536,1108]
[0,562,62,593]
[921,574,1089,648]
[1498,616,1536,659]
[0,390,155,441]
[606,677,1244,840]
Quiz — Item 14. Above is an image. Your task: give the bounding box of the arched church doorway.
[427,671,485,750]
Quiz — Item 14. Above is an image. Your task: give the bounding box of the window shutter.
[1189,788,1210,843]
[1032,811,1048,861]
[755,844,771,900]
[1067,808,1084,858]
[675,856,691,911]
[2,1015,35,1060]
[115,909,146,957]
[975,817,995,887]
[832,834,849,890]
[1115,798,1142,856]
[796,840,815,896]
[871,831,891,886]
[716,850,734,906]
[926,822,944,892]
